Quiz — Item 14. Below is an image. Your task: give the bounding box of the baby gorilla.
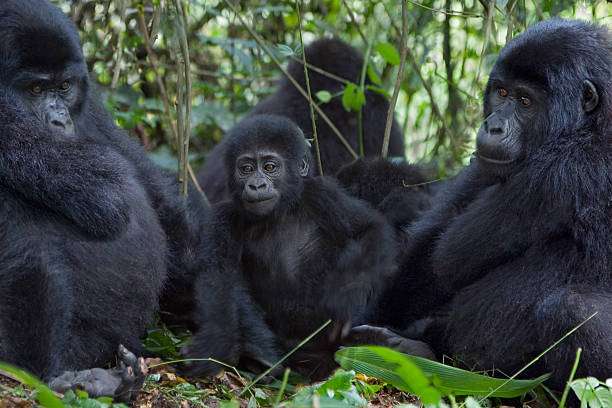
[185,115,397,380]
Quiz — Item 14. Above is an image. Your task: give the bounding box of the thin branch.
[406,0,481,18]
[172,0,192,197]
[288,56,351,85]
[296,0,323,175]
[222,0,358,159]
[382,0,408,158]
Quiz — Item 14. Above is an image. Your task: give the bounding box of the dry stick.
[383,3,445,132]
[289,57,351,85]
[381,0,409,158]
[173,0,192,197]
[296,0,323,176]
[222,0,358,160]
[137,8,209,203]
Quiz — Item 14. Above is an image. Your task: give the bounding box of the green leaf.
[316,90,332,103]
[571,378,612,408]
[335,346,441,405]
[366,65,382,85]
[375,42,400,66]
[336,346,549,399]
[341,83,366,112]
[276,44,295,57]
[0,362,64,408]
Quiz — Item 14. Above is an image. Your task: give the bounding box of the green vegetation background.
[49,0,610,180]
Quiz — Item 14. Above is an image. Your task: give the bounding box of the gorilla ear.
[299,158,310,177]
[582,80,599,113]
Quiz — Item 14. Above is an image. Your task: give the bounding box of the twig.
[296,0,323,175]
[406,0,481,18]
[288,56,351,85]
[357,40,372,157]
[172,0,192,197]
[222,0,358,159]
[382,0,408,158]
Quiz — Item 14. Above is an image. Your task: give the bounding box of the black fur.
[392,19,611,388]
[0,0,207,381]
[336,158,434,228]
[186,115,397,380]
[198,38,406,203]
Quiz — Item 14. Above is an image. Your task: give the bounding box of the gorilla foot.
[345,325,436,360]
[49,345,147,403]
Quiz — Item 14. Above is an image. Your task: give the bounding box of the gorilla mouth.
[475,152,516,165]
[245,196,276,204]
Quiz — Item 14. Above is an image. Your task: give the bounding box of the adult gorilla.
[198,38,406,203]
[376,19,611,388]
[0,0,208,399]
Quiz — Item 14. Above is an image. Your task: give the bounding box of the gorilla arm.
[184,203,280,377]
[0,100,131,239]
[303,177,397,325]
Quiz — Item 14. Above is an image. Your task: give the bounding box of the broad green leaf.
[366,65,382,85]
[0,362,63,408]
[276,44,295,57]
[341,83,366,112]
[375,42,400,66]
[335,346,441,405]
[336,346,549,399]
[316,90,332,103]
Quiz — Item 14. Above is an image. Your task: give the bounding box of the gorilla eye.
[60,80,71,91]
[30,84,43,95]
[497,88,509,97]
[240,164,254,173]
[263,163,277,172]
[520,97,532,107]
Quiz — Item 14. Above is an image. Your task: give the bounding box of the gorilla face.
[0,1,89,140]
[475,19,606,177]
[475,78,544,170]
[15,71,85,138]
[235,149,284,216]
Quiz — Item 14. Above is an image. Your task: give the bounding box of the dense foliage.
[50,0,610,179]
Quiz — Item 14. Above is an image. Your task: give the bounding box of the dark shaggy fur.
[198,38,406,203]
[0,0,208,382]
[336,158,434,228]
[185,115,397,380]
[391,19,611,388]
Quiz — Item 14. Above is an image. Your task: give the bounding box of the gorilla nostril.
[257,183,267,190]
[248,184,257,191]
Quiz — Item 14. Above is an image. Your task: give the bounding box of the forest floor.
[0,360,419,408]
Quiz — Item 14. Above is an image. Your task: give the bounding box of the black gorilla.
[198,38,406,203]
[336,158,434,228]
[380,19,611,388]
[185,115,399,380]
[0,0,208,398]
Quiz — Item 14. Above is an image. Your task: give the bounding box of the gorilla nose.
[248,182,267,191]
[486,118,507,135]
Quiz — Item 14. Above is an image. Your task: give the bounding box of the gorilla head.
[224,115,311,217]
[0,0,89,138]
[476,19,611,175]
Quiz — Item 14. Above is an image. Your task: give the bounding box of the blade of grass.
[558,348,582,408]
[240,319,332,397]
